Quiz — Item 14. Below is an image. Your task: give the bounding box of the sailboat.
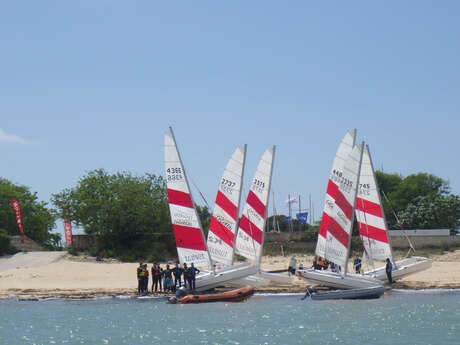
[206,145,247,267]
[296,138,383,289]
[356,145,432,281]
[164,127,257,291]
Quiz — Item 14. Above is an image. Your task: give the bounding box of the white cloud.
[0,128,29,144]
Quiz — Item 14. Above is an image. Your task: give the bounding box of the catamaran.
[296,134,383,289]
[164,127,257,291]
[355,145,432,281]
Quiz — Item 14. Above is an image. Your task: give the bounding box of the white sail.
[164,128,211,268]
[316,130,356,258]
[235,146,276,263]
[207,145,247,266]
[323,143,364,269]
[355,145,393,261]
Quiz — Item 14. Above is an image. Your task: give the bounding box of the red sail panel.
[209,217,235,248]
[356,198,383,218]
[215,191,238,220]
[167,189,194,208]
[322,213,349,248]
[173,224,208,251]
[238,215,263,244]
[246,191,266,219]
[357,223,389,243]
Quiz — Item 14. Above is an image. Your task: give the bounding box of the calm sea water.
[0,290,459,345]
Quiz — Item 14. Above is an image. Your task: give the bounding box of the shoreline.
[3,281,460,300]
[3,284,460,301]
[2,250,460,300]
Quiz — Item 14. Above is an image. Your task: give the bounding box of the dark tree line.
[1,169,459,259]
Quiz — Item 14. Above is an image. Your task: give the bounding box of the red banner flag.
[63,217,73,245]
[9,200,24,243]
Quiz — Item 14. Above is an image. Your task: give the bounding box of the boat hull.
[296,269,383,289]
[364,256,432,282]
[194,263,258,291]
[226,269,292,288]
[179,285,254,303]
[309,285,384,300]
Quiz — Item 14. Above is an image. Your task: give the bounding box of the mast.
[344,141,365,276]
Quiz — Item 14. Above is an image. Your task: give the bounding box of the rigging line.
[381,190,416,256]
[190,177,210,209]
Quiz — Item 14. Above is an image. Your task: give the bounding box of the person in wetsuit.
[188,263,200,290]
[137,262,143,295]
[163,264,173,293]
[173,262,183,289]
[386,258,393,284]
[182,263,189,289]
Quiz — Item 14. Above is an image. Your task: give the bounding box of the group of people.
[137,261,200,295]
[312,256,341,272]
[312,255,395,284]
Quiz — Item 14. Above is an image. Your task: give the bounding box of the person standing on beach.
[173,262,183,289]
[142,264,149,293]
[354,256,362,274]
[188,263,200,290]
[182,263,189,289]
[163,264,173,293]
[157,264,164,292]
[137,263,143,295]
[151,263,159,293]
[386,258,393,284]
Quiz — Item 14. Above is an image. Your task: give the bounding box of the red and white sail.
[316,130,356,259]
[355,145,393,261]
[207,145,247,266]
[164,128,211,268]
[235,147,275,263]
[323,143,364,269]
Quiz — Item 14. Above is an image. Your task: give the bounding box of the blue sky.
[1,1,459,238]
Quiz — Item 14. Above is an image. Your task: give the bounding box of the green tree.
[0,178,59,249]
[376,172,453,229]
[398,194,460,232]
[51,169,172,260]
[196,205,211,237]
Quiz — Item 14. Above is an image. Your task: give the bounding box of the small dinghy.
[305,285,384,301]
[169,286,254,304]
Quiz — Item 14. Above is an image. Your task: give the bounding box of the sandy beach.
[1,250,459,299]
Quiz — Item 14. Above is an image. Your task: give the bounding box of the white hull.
[364,256,432,282]
[226,270,292,288]
[295,268,383,289]
[309,285,385,300]
[194,263,258,291]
